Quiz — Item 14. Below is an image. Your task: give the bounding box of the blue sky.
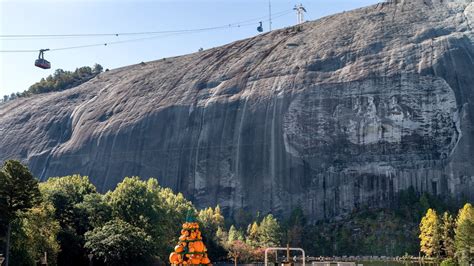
[0,0,380,96]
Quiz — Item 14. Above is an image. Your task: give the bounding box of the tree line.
[0,160,282,266]
[1,159,473,266]
[1,64,104,104]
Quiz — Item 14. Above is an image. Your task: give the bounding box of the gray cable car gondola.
[257,21,263,32]
[35,49,51,69]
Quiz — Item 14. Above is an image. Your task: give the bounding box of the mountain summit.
[1,0,473,220]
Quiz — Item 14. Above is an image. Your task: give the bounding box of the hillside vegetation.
[1,64,103,103]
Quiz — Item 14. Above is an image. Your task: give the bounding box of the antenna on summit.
[269,0,272,31]
[294,4,307,24]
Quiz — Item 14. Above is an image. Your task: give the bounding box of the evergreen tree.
[0,160,41,266]
[228,225,244,243]
[258,214,282,248]
[216,226,228,245]
[440,212,455,258]
[92,63,104,74]
[419,194,431,215]
[419,208,441,258]
[454,203,474,265]
[228,225,238,242]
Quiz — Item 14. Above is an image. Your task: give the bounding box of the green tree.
[441,212,455,258]
[106,177,168,258]
[93,63,104,74]
[75,193,112,228]
[84,219,153,265]
[228,225,244,243]
[10,202,60,265]
[454,203,474,265]
[216,226,228,245]
[0,160,41,266]
[155,183,194,253]
[40,175,97,265]
[20,64,102,98]
[106,177,158,229]
[420,208,441,258]
[258,214,282,248]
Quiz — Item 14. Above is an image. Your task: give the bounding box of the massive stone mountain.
[1,0,473,220]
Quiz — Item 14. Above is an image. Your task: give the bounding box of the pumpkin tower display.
[169,213,211,265]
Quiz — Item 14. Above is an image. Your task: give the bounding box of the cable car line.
[0,10,292,39]
[50,32,191,52]
[0,32,190,53]
[0,10,292,54]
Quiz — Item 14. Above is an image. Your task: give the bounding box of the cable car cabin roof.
[35,58,51,69]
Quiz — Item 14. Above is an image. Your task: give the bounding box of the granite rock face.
[1,0,473,220]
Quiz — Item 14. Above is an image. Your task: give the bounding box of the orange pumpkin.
[191,256,201,264]
[201,257,211,264]
[193,241,204,252]
[169,252,180,264]
[174,245,184,253]
[179,235,187,241]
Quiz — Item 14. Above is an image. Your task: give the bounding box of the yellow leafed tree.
[419,208,441,258]
[454,203,474,265]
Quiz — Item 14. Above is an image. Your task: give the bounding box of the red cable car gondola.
[35,49,51,69]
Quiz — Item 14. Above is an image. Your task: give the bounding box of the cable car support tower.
[294,4,307,24]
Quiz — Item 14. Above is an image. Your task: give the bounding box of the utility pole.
[293,4,307,24]
[269,0,272,31]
